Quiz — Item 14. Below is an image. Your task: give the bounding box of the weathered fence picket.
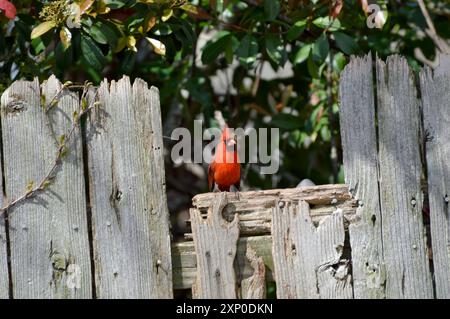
[420,59,450,298]
[190,193,239,299]
[376,56,433,298]
[272,200,352,298]
[86,77,173,298]
[0,76,92,298]
[339,53,385,299]
[0,52,449,299]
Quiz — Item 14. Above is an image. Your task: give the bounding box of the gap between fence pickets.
[419,54,450,298]
[0,100,8,299]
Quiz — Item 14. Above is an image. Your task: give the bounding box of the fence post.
[420,55,450,298]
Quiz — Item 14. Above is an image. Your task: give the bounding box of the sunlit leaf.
[146,37,166,56]
[180,3,212,19]
[312,16,341,31]
[287,20,306,42]
[294,44,312,65]
[80,0,94,14]
[127,35,137,52]
[162,9,173,22]
[31,21,56,39]
[60,27,72,50]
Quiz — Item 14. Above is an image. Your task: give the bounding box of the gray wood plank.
[240,246,266,299]
[190,193,239,299]
[376,56,433,298]
[0,76,92,298]
[172,235,274,290]
[272,200,352,299]
[0,113,8,299]
[339,53,385,298]
[86,76,173,298]
[420,55,450,298]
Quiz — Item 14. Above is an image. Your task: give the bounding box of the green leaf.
[236,34,258,64]
[333,32,359,55]
[88,21,119,47]
[81,35,107,71]
[55,41,73,69]
[31,21,56,39]
[287,20,306,41]
[333,51,347,71]
[104,0,127,9]
[265,34,286,66]
[293,44,312,65]
[264,0,280,21]
[202,32,231,64]
[307,54,320,78]
[119,50,135,74]
[271,113,300,130]
[312,33,329,62]
[162,9,173,22]
[31,38,45,54]
[312,17,341,31]
[225,36,239,64]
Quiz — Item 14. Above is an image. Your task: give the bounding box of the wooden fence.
[0,53,449,299]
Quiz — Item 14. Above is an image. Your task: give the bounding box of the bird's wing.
[208,163,215,191]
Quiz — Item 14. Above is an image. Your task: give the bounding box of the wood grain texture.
[0,76,92,298]
[420,55,450,298]
[240,246,266,299]
[191,192,239,299]
[272,200,352,299]
[339,53,385,298]
[172,235,273,290]
[0,124,8,299]
[86,76,172,298]
[376,56,433,298]
[191,185,357,236]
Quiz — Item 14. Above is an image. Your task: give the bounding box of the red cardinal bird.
[208,126,240,192]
